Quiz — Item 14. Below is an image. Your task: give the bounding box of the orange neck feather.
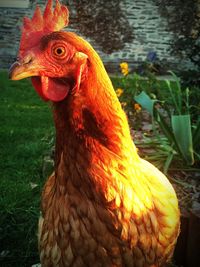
[52,33,139,199]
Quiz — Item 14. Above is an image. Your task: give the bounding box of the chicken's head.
[9,0,88,102]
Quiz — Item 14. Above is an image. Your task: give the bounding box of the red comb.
[19,0,69,55]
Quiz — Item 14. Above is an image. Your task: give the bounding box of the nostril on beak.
[23,55,33,65]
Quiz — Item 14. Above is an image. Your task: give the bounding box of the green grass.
[0,71,54,267]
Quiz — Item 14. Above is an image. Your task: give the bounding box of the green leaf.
[135,91,156,116]
[193,118,200,151]
[135,91,196,166]
[172,115,194,165]
[169,71,182,112]
[163,151,174,174]
[155,111,183,157]
[135,91,180,152]
[165,79,180,114]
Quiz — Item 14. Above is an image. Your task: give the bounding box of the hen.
[9,1,180,267]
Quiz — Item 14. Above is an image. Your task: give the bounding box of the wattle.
[31,76,70,102]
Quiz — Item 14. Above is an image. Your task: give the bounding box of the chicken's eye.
[52,46,66,58]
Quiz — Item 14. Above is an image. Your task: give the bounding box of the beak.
[9,56,40,80]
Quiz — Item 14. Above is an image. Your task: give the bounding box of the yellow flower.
[134,103,141,112]
[120,62,129,76]
[116,88,124,97]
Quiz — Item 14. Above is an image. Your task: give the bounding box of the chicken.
[9,1,180,266]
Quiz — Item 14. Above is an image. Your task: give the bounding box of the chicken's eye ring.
[52,46,66,58]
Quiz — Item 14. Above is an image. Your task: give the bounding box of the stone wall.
[0,0,195,72]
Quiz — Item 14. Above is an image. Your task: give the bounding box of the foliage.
[134,72,200,172]
[179,70,200,89]
[134,135,177,174]
[114,62,200,173]
[0,71,54,266]
[113,63,173,112]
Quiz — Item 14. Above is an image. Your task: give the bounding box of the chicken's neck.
[52,56,138,201]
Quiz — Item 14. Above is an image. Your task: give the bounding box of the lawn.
[0,71,54,266]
